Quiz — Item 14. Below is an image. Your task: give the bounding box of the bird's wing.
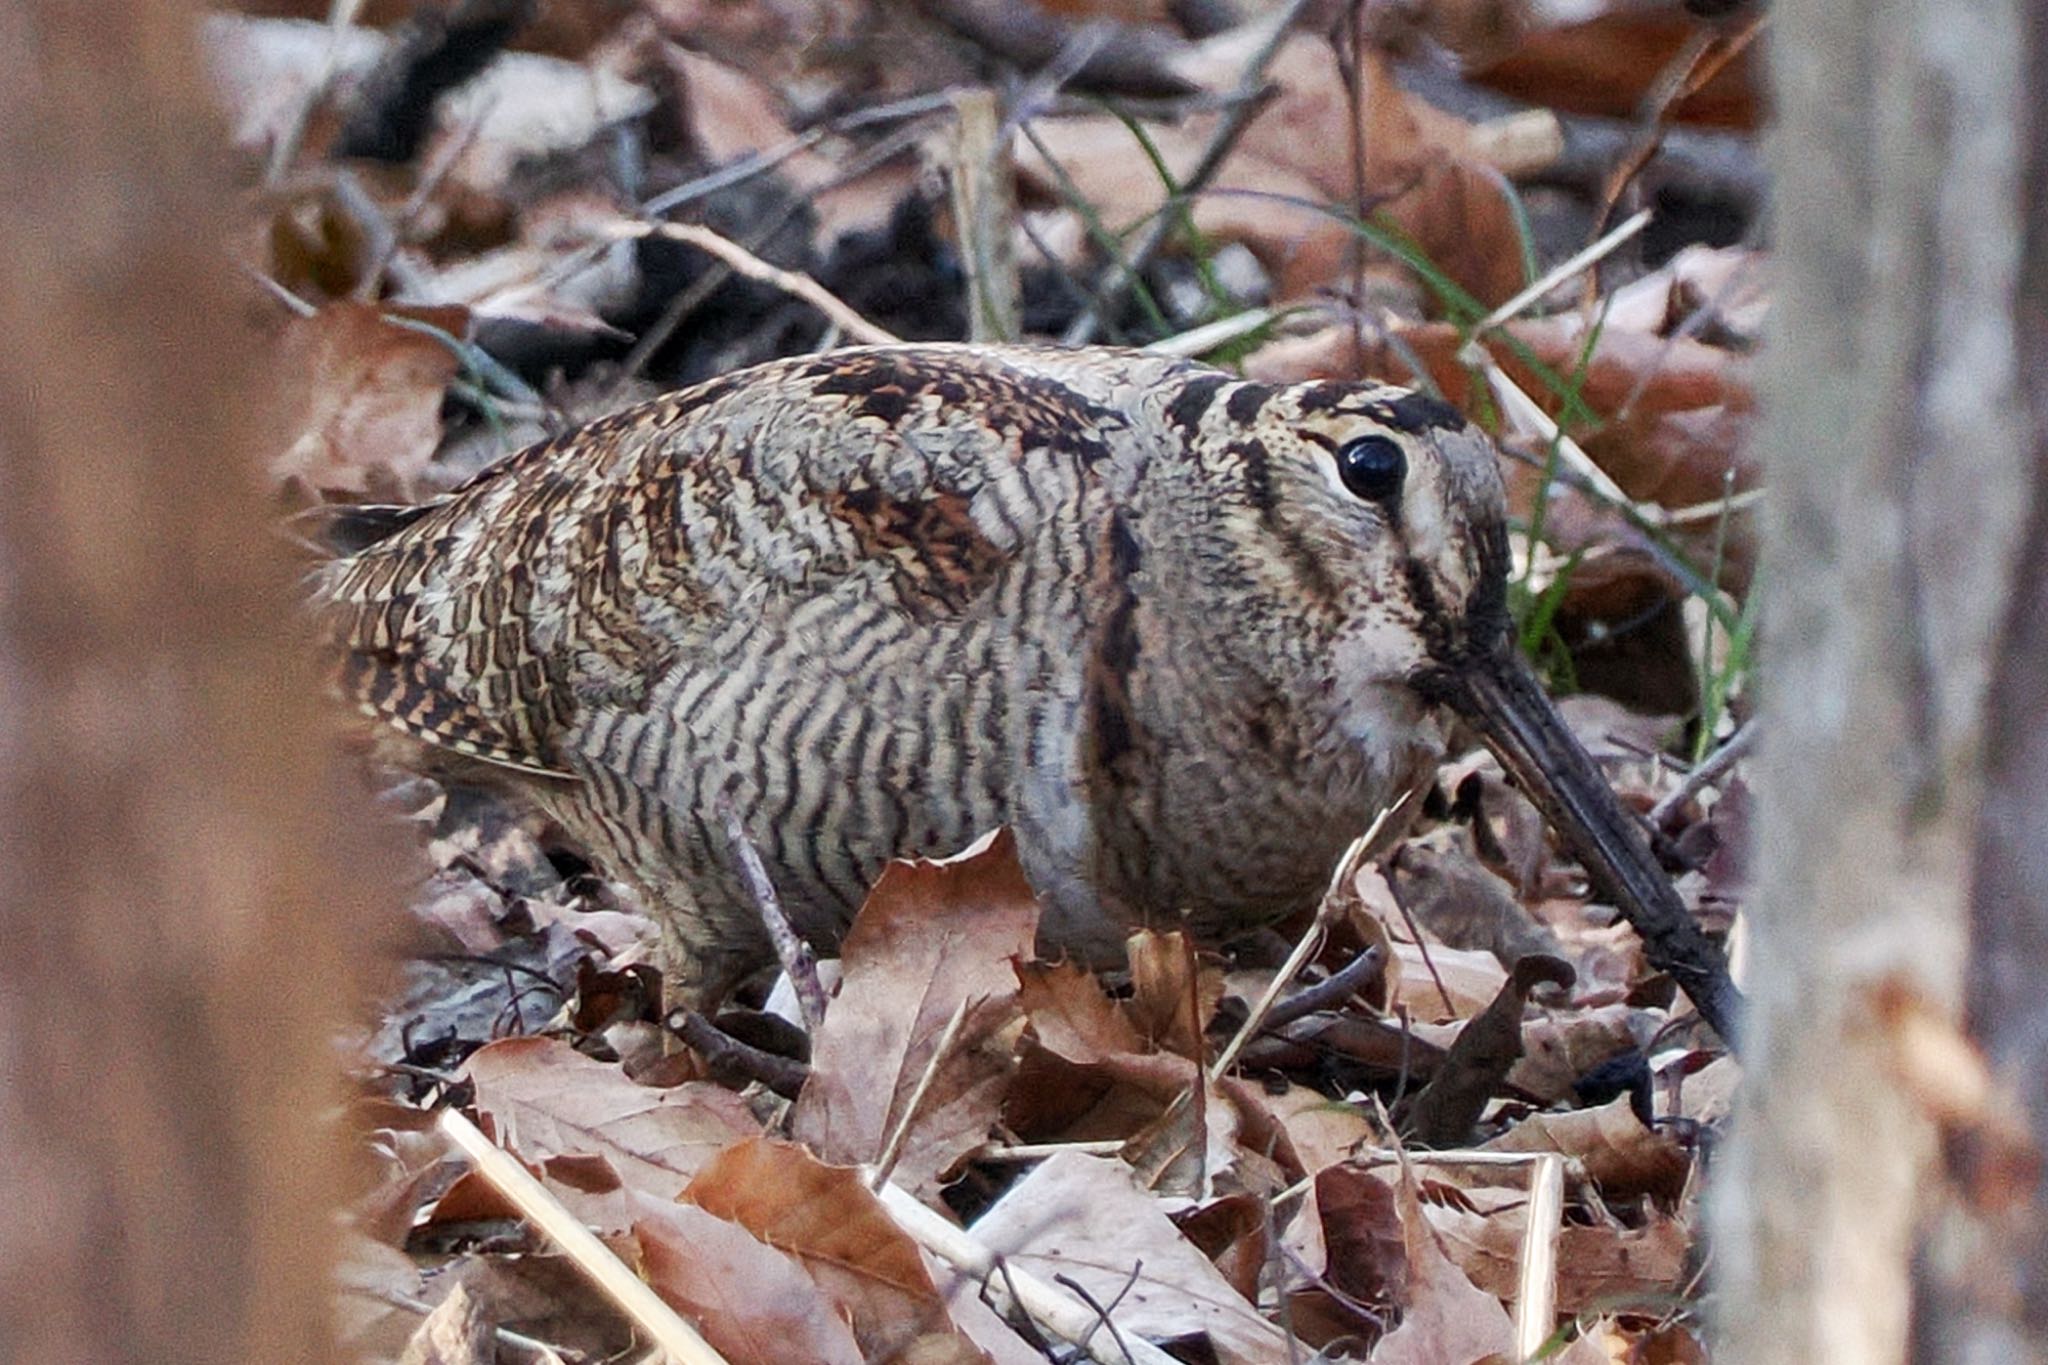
[311,344,1150,777]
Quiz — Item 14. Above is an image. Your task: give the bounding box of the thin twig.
[968,1139,1127,1163]
[604,220,900,347]
[869,995,974,1191]
[265,0,367,186]
[1056,1268,1141,1364]
[641,91,957,218]
[1467,208,1653,339]
[666,1009,810,1099]
[1061,0,1316,345]
[714,795,828,1031]
[609,123,925,391]
[1209,789,1415,1081]
[1388,875,1458,1021]
[438,1109,731,1365]
[1582,11,1768,305]
[1259,943,1387,1034]
[1649,718,1756,830]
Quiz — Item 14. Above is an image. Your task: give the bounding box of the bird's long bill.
[1446,649,1743,1047]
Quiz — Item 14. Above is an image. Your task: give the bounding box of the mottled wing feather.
[314,344,1165,779]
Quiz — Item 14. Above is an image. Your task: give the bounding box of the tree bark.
[1712,0,2034,1359]
[0,5,373,1360]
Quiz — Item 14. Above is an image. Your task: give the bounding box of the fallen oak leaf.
[791,828,1039,1202]
[463,1036,763,1202]
[970,1149,1291,1365]
[681,1138,983,1361]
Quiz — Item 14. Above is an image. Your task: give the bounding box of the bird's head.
[1136,370,1737,1040]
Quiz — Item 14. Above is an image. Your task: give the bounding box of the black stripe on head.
[1163,374,1231,436]
[1236,436,1277,516]
[1224,382,1276,424]
[1376,391,1465,434]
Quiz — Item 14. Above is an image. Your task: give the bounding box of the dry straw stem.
[437,1109,730,1365]
[869,1175,1183,1365]
[947,88,1021,343]
[1514,1153,1566,1361]
[1208,788,1415,1081]
[1457,206,1765,531]
[602,220,902,347]
[867,994,973,1191]
[1144,305,1281,357]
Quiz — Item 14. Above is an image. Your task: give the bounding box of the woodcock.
[315,344,1739,1041]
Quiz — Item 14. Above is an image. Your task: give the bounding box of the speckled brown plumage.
[314,342,1736,1033]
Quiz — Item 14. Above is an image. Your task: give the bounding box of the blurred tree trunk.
[1922,1,2048,1355]
[0,4,370,1361]
[1712,0,2037,1360]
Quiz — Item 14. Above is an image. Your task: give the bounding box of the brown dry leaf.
[971,1150,1291,1365]
[432,51,655,203]
[1389,837,1567,969]
[1017,33,1526,304]
[633,1196,864,1365]
[1017,957,1145,1059]
[202,14,384,157]
[1124,928,1222,1059]
[463,1036,762,1201]
[1390,941,1511,1024]
[1418,1183,1692,1316]
[1675,1054,1741,1126]
[439,1253,639,1360]
[1373,156,1529,309]
[1173,32,1482,200]
[661,44,832,185]
[681,1137,981,1360]
[1172,1192,1271,1304]
[398,1282,494,1365]
[1304,1162,1407,1312]
[792,828,1039,1200]
[1482,1095,1691,1202]
[1470,10,1763,130]
[336,1230,435,1362]
[1369,1162,1519,1365]
[277,302,467,497]
[1606,245,1768,346]
[1263,1081,1374,1177]
[650,42,908,244]
[1014,114,1345,299]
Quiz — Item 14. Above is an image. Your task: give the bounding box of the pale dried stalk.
[1144,305,1281,358]
[438,1110,729,1365]
[1208,788,1415,1081]
[868,994,973,1191]
[947,89,1020,343]
[1514,1153,1566,1361]
[603,220,901,347]
[1467,208,1652,339]
[969,1138,1126,1162]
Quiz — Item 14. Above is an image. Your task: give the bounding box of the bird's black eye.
[1336,434,1406,503]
